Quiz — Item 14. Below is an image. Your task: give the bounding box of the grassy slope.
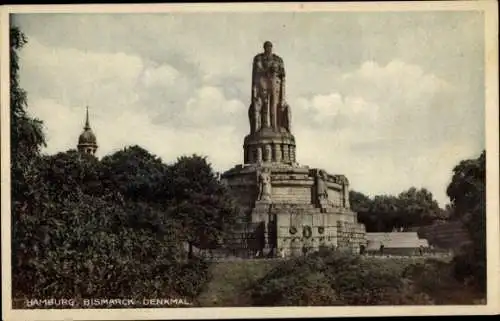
[196,259,280,307]
[197,255,483,306]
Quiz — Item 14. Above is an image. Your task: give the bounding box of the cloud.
[14,12,485,207]
[19,36,246,171]
[20,37,143,115]
[183,86,245,127]
[141,64,181,88]
[291,59,482,206]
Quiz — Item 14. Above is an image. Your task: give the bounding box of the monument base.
[221,162,367,258]
[243,128,297,164]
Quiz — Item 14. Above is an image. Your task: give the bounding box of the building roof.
[78,130,97,145]
[78,106,98,147]
[366,232,429,249]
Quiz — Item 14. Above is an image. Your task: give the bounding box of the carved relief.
[264,144,272,162]
[316,170,329,202]
[289,145,296,163]
[255,146,263,163]
[302,226,313,239]
[282,144,290,161]
[257,167,272,201]
[274,144,282,162]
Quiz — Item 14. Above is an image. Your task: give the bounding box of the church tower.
[77,106,98,155]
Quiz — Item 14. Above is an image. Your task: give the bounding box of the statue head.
[263,41,273,54]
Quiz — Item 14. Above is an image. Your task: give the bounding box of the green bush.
[12,188,210,301]
[10,24,235,303]
[11,148,218,303]
[249,250,432,306]
[452,243,486,291]
[402,257,483,304]
[446,151,486,293]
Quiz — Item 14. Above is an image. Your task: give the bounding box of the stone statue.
[257,168,272,201]
[278,102,291,132]
[251,41,287,132]
[248,96,262,134]
[316,170,329,202]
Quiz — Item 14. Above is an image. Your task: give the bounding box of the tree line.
[9,24,487,302]
[10,26,238,304]
[349,187,447,232]
[348,153,486,292]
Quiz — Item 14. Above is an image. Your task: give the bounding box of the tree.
[10,25,47,218]
[100,145,170,204]
[10,26,46,164]
[9,26,212,303]
[40,150,106,199]
[12,147,211,303]
[169,154,239,257]
[351,187,444,232]
[446,151,486,291]
[349,191,371,213]
[369,195,399,232]
[396,187,443,228]
[10,25,50,298]
[350,191,378,232]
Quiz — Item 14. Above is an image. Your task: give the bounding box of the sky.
[12,10,485,207]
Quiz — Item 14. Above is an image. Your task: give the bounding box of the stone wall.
[327,187,344,207]
[275,207,339,257]
[337,221,367,254]
[221,163,366,258]
[269,204,364,257]
[271,185,312,203]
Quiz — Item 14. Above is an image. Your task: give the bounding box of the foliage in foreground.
[11,149,217,301]
[248,249,484,306]
[249,249,433,306]
[10,25,236,302]
[447,150,486,292]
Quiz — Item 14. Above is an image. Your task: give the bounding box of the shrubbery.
[10,26,237,302]
[11,149,226,303]
[250,249,434,306]
[446,151,486,293]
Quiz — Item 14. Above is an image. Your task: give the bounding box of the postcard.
[1,1,499,320]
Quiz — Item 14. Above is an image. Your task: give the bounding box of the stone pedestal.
[244,128,296,165]
[220,42,366,258]
[221,162,367,257]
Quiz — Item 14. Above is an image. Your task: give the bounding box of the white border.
[1,2,499,320]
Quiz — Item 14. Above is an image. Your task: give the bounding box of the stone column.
[256,145,263,163]
[282,144,290,162]
[289,145,296,163]
[274,144,282,163]
[249,146,256,163]
[264,144,272,162]
[343,182,350,209]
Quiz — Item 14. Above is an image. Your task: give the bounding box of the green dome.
[78,129,97,145]
[77,107,98,153]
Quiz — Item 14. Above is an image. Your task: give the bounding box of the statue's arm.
[279,57,286,104]
[278,57,286,79]
[252,55,258,81]
[251,55,260,98]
